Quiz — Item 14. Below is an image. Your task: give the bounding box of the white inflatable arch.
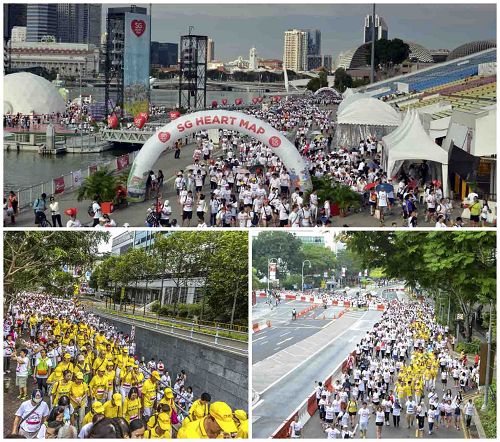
[314,87,341,97]
[127,110,312,201]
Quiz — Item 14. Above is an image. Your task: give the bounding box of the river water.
[4,87,265,190]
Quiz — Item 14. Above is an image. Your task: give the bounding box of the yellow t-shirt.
[142,379,158,408]
[177,418,209,439]
[70,382,89,409]
[89,375,108,400]
[53,380,73,403]
[103,400,123,418]
[237,420,248,439]
[123,398,142,422]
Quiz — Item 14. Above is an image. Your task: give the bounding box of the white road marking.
[279,331,291,337]
[276,337,293,345]
[258,310,370,396]
[259,340,269,345]
[252,336,267,343]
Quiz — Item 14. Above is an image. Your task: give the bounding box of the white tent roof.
[342,88,354,99]
[382,110,414,148]
[337,92,367,115]
[337,97,401,126]
[384,110,448,173]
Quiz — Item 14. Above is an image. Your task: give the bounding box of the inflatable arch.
[127,110,312,201]
[314,87,341,97]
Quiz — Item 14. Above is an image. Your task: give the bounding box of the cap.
[92,402,105,414]
[64,353,71,359]
[164,387,174,398]
[151,370,161,380]
[80,346,87,351]
[157,412,171,431]
[234,410,247,421]
[107,361,114,367]
[209,402,238,434]
[113,393,122,406]
[55,366,63,374]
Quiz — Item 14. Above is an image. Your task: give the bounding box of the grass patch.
[474,381,496,438]
[96,307,248,342]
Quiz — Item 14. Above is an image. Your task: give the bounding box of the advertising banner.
[54,177,65,194]
[124,12,151,116]
[269,263,277,281]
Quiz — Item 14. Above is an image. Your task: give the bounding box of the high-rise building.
[363,14,388,43]
[283,29,308,72]
[307,55,322,71]
[307,29,321,55]
[323,55,333,72]
[4,4,27,41]
[207,38,215,62]
[151,42,179,67]
[26,4,57,42]
[11,26,27,43]
[56,4,101,45]
[249,47,258,70]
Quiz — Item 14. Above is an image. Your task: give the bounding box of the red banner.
[117,154,130,171]
[89,164,98,175]
[54,177,65,194]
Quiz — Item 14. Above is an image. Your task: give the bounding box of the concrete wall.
[100,315,248,410]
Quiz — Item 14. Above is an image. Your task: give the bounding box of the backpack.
[88,205,95,217]
[251,211,259,226]
[36,358,49,376]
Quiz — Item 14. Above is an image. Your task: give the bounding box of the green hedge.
[474,381,496,438]
[455,338,482,355]
[151,301,202,319]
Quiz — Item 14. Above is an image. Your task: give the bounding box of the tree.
[252,231,305,278]
[306,70,328,92]
[334,68,353,93]
[3,231,110,306]
[365,39,410,71]
[76,169,119,203]
[301,244,337,275]
[344,231,496,342]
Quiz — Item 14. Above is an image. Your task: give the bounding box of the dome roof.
[4,72,66,115]
[335,44,370,70]
[406,42,434,63]
[447,40,496,61]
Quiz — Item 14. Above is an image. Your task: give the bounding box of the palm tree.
[308,176,361,216]
[76,169,118,203]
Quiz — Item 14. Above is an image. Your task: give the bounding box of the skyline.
[100,3,496,61]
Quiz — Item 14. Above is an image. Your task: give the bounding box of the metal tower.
[178,34,207,110]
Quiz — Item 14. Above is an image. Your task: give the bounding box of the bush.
[474,381,496,438]
[455,338,482,355]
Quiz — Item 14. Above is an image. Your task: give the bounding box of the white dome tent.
[335,96,401,147]
[4,72,66,115]
[337,92,367,115]
[382,110,449,196]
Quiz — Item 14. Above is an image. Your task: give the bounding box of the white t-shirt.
[377,191,388,207]
[375,410,385,423]
[326,427,341,439]
[16,356,29,376]
[92,202,102,219]
[16,400,50,433]
[358,407,370,424]
[289,421,303,438]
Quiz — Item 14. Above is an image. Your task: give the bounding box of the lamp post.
[302,260,312,292]
[482,300,493,410]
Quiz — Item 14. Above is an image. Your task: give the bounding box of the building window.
[192,286,204,304]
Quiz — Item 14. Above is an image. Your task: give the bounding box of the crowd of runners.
[292,299,479,439]
[4,293,248,439]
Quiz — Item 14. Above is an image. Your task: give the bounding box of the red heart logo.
[269,136,281,148]
[131,20,146,37]
[158,132,170,143]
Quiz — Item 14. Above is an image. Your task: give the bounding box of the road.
[252,302,383,438]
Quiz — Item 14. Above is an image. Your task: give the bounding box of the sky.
[102,3,496,61]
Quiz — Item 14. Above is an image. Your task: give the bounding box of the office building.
[26,4,57,42]
[56,4,101,46]
[363,14,388,43]
[11,26,27,43]
[323,54,333,71]
[207,37,215,62]
[283,29,308,72]
[307,55,322,71]
[307,29,321,55]
[4,4,27,41]
[151,41,178,67]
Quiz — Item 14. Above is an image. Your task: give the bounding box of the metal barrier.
[6,151,138,209]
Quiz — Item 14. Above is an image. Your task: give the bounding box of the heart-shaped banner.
[131,19,146,37]
[158,131,171,143]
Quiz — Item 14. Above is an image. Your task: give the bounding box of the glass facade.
[26,4,57,42]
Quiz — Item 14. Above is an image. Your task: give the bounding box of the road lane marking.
[259,340,269,345]
[252,399,264,409]
[252,336,267,342]
[279,332,291,337]
[258,310,369,396]
[277,337,293,345]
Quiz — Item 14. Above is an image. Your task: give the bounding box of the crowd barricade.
[296,304,319,318]
[9,152,137,210]
[369,303,387,311]
[252,320,272,334]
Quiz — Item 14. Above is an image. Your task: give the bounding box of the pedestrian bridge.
[101,128,156,144]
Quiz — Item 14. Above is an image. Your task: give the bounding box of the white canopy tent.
[382,110,449,196]
[336,96,401,147]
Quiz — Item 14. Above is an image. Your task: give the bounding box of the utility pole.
[447,294,451,328]
[370,3,376,84]
[482,300,493,410]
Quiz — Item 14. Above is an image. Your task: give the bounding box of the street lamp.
[302,260,311,292]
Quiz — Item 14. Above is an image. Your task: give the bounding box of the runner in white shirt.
[12,390,50,438]
[289,416,303,438]
[357,402,370,438]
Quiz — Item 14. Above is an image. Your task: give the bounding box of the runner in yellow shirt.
[103,393,123,418]
[142,371,161,419]
[83,401,105,426]
[89,368,109,403]
[123,387,142,423]
[57,353,75,373]
[52,369,74,405]
[234,410,248,438]
[188,392,211,422]
[177,401,238,439]
[70,372,89,429]
[144,412,171,439]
